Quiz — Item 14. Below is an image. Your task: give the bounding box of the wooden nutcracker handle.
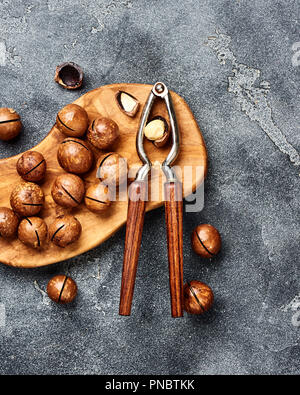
[119,181,148,316]
[164,181,184,318]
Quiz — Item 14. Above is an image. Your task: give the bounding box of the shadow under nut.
[10,182,44,216]
[57,138,94,174]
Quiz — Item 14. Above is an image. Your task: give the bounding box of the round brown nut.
[51,173,85,208]
[49,215,82,248]
[191,224,221,258]
[0,108,22,141]
[183,280,214,315]
[47,275,77,304]
[57,138,93,174]
[18,217,48,249]
[54,62,83,90]
[17,151,46,182]
[96,153,128,187]
[84,182,110,213]
[0,207,19,239]
[10,182,44,217]
[56,104,89,137]
[87,117,119,150]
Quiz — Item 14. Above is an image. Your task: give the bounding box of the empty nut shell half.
[17,151,47,182]
[0,107,22,141]
[49,215,82,248]
[144,116,170,148]
[183,281,214,315]
[54,62,83,90]
[116,91,139,117]
[57,138,94,174]
[47,275,77,304]
[18,217,48,249]
[87,117,119,150]
[84,182,111,213]
[96,153,128,187]
[56,104,89,137]
[0,207,19,239]
[10,182,44,217]
[51,173,85,208]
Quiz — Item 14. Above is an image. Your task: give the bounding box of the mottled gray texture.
[0,0,299,375]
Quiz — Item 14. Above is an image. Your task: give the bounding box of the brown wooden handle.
[164,181,184,318]
[119,181,147,316]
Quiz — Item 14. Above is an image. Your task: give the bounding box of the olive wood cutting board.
[0,83,207,268]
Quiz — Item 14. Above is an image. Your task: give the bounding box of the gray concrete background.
[0,0,299,375]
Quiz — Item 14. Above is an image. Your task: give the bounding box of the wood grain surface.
[0,83,207,268]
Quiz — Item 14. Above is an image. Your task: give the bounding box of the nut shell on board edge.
[0,107,22,141]
[18,217,48,249]
[56,104,89,137]
[116,91,139,117]
[54,62,83,90]
[87,117,119,150]
[51,173,85,208]
[144,116,170,148]
[57,138,94,174]
[10,182,44,217]
[191,224,221,258]
[84,182,111,213]
[96,153,128,187]
[17,151,47,182]
[47,275,77,304]
[0,207,19,239]
[183,280,214,315]
[49,215,82,248]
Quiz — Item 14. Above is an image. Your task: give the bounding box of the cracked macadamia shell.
[84,182,111,213]
[96,153,128,187]
[56,104,89,137]
[49,215,82,248]
[57,138,94,174]
[183,281,214,315]
[17,151,47,182]
[51,173,85,208]
[0,207,19,239]
[10,182,44,217]
[0,107,22,141]
[54,62,83,90]
[18,217,48,249]
[87,117,119,150]
[47,275,77,304]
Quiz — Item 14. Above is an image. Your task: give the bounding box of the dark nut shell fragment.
[0,207,19,239]
[87,117,119,150]
[96,152,128,187]
[0,107,22,141]
[144,116,170,148]
[57,137,94,174]
[84,182,110,213]
[49,215,82,248]
[51,173,85,208]
[10,182,44,217]
[116,91,139,117]
[47,275,77,304]
[54,62,83,90]
[183,281,214,315]
[18,217,48,249]
[17,151,47,182]
[56,104,89,137]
